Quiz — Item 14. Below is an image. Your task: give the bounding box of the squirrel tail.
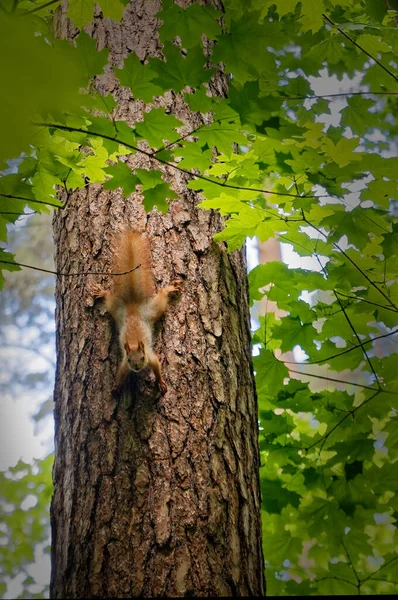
[112,230,155,303]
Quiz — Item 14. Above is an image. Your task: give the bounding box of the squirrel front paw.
[167,279,184,295]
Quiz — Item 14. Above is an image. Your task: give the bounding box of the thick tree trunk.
[50,1,265,597]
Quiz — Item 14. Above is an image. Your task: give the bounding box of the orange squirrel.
[89,230,182,393]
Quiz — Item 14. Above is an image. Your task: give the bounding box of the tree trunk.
[50,1,265,597]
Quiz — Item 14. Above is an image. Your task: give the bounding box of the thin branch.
[284,91,398,100]
[368,577,398,586]
[12,0,18,12]
[287,366,384,392]
[302,212,398,311]
[323,13,398,84]
[0,3,9,14]
[19,0,61,16]
[151,122,208,155]
[362,555,398,584]
[335,290,398,313]
[0,193,63,209]
[35,122,323,200]
[334,291,381,388]
[282,327,398,366]
[305,390,380,452]
[314,575,357,589]
[385,0,398,28]
[0,210,36,216]
[0,259,141,278]
[341,538,361,586]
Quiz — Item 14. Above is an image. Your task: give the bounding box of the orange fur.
[89,229,183,394]
[112,231,155,303]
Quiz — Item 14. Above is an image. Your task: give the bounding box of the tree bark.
[50,1,265,597]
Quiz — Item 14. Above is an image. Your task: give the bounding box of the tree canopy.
[1,0,398,596]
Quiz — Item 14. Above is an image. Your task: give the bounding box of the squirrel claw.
[159,378,167,394]
[87,281,106,300]
[169,279,183,294]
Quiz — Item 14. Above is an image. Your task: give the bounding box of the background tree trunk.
[50,1,265,596]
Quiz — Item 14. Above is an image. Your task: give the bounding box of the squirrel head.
[124,340,147,372]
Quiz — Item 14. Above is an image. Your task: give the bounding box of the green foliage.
[0,455,53,600]
[1,0,398,596]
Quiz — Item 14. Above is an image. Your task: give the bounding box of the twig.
[284,91,398,100]
[335,290,398,313]
[305,390,381,452]
[18,0,61,16]
[35,122,324,200]
[287,366,384,392]
[0,193,63,210]
[323,14,398,84]
[0,259,141,278]
[301,211,398,312]
[334,291,381,389]
[282,327,398,366]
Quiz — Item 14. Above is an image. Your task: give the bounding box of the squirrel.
[88,230,182,393]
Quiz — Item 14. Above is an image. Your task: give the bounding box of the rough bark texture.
[51,1,265,597]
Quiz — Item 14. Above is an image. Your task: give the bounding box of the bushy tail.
[112,230,155,303]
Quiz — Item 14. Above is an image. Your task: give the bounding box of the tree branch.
[323,13,398,84]
[334,291,381,389]
[19,0,61,16]
[35,122,322,200]
[305,390,381,452]
[0,193,63,209]
[302,212,398,312]
[287,366,383,392]
[0,259,141,278]
[335,290,398,313]
[282,327,398,366]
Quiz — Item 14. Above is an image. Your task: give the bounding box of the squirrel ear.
[124,342,130,353]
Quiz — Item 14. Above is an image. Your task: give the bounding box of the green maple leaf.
[228,81,281,128]
[273,316,318,354]
[212,12,278,85]
[142,183,177,213]
[158,2,221,48]
[184,87,214,113]
[340,96,378,135]
[135,108,183,149]
[68,0,127,29]
[362,178,398,209]
[214,218,255,251]
[104,161,140,197]
[306,36,346,63]
[173,143,213,172]
[261,524,302,565]
[114,53,162,103]
[134,169,164,190]
[261,479,301,514]
[320,205,375,250]
[355,33,392,55]
[272,0,299,19]
[299,0,325,33]
[77,139,108,182]
[253,349,289,399]
[73,32,109,80]
[0,249,20,288]
[329,439,375,463]
[322,137,362,168]
[151,43,214,93]
[195,121,247,156]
